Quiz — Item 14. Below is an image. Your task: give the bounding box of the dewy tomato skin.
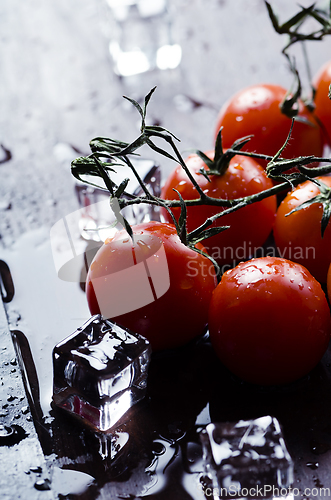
[312,60,331,146]
[215,84,324,168]
[208,257,331,386]
[273,176,331,283]
[86,221,217,351]
[161,153,276,266]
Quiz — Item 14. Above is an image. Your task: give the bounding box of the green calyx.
[194,128,254,180]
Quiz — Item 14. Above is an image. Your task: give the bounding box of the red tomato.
[273,176,331,283]
[208,257,331,385]
[328,263,331,304]
[214,84,324,169]
[86,221,217,351]
[161,152,276,268]
[312,60,331,146]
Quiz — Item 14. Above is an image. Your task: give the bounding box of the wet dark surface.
[2,231,331,497]
[0,299,54,500]
[4,293,331,498]
[3,201,331,498]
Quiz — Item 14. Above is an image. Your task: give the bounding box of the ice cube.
[52,315,151,431]
[199,416,293,498]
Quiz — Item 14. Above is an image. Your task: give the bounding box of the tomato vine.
[71,88,331,234]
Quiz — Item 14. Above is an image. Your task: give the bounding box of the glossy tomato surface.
[161,152,276,268]
[215,84,324,168]
[328,263,331,304]
[312,60,331,146]
[208,257,331,386]
[86,221,217,351]
[273,176,331,283]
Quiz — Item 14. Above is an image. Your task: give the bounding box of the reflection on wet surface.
[3,229,331,498]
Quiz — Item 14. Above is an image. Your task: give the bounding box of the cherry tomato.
[214,84,324,169]
[312,60,331,146]
[208,257,331,386]
[86,221,217,351]
[161,152,276,268]
[273,176,331,283]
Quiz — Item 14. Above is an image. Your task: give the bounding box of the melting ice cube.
[52,315,151,431]
[199,416,293,498]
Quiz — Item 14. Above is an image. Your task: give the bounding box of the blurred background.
[0,0,330,247]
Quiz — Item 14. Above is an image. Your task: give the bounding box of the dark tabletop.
[1,1,331,499]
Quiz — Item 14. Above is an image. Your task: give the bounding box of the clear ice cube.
[52,314,151,431]
[200,416,293,498]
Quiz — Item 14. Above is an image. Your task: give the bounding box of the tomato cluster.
[86,61,331,387]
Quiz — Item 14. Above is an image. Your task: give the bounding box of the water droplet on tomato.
[180,277,194,290]
[105,236,115,245]
[137,239,148,248]
[250,177,262,187]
